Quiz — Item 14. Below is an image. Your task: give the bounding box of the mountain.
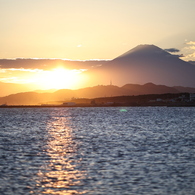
[0,82,37,97]
[122,83,179,95]
[1,83,194,105]
[74,85,128,98]
[1,44,194,96]
[0,89,76,105]
[173,86,195,93]
[88,44,195,87]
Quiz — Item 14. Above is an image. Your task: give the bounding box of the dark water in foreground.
[0,107,195,195]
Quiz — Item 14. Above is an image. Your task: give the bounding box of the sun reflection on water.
[35,115,86,195]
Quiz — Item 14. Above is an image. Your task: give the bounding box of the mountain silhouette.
[0,82,37,97]
[1,83,195,105]
[121,83,179,94]
[0,44,195,100]
[1,44,195,97]
[88,44,195,87]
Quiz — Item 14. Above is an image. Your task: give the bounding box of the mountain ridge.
[0,44,195,97]
[88,44,195,87]
[113,44,169,60]
[0,83,194,105]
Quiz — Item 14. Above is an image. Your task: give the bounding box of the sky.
[0,0,195,93]
[1,0,195,60]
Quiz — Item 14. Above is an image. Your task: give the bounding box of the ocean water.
[0,107,195,195]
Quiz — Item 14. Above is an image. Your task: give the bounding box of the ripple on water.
[0,107,195,194]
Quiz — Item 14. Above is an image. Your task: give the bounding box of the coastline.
[1,92,195,108]
[1,103,195,108]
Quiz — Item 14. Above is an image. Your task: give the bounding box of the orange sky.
[1,0,195,60]
[0,0,195,93]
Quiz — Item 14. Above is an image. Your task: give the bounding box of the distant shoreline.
[1,92,195,108]
[1,104,195,108]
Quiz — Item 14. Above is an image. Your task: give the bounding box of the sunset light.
[0,66,87,92]
[1,0,195,194]
[35,68,85,89]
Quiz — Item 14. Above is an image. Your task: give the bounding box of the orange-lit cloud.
[186,41,195,45]
[0,58,109,92]
[0,77,20,83]
[181,41,195,61]
[0,68,43,73]
[0,58,106,70]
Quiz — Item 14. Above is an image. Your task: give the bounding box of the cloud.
[0,58,108,70]
[189,46,195,50]
[0,77,23,83]
[164,48,184,59]
[180,40,195,61]
[186,41,195,45]
[0,69,6,73]
[173,54,184,58]
[186,53,195,58]
[0,68,43,73]
[164,48,180,53]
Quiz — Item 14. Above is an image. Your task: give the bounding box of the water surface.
[0,107,195,194]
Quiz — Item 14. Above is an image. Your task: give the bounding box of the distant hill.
[173,86,195,93]
[0,83,195,105]
[0,82,37,97]
[0,82,57,97]
[88,44,195,87]
[121,83,179,95]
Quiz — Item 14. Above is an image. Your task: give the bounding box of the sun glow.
[0,66,89,93]
[36,68,84,89]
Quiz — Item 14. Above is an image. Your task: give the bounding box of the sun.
[36,67,83,89]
